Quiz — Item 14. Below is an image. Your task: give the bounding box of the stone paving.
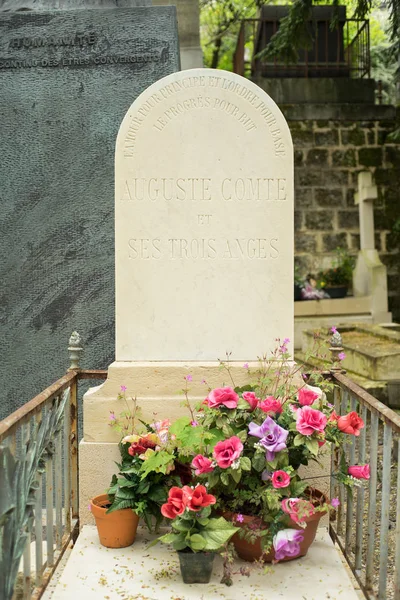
[46,525,360,600]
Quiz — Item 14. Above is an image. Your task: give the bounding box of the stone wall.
[284,106,400,319]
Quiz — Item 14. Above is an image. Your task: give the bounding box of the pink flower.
[186,374,193,382]
[330,326,338,334]
[297,388,319,406]
[338,352,346,361]
[337,412,364,436]
[190,420,199,427]
[120,385,127,392]
[236,514,244,523]
[109,412,116,421]
[331,497,340,508]
[243,363,249,369]
[259,396,283,415]
[273,529,304,561]
[296,406,327,436]
[271,470,291,488]
[283,338,290,345]
[213,436,243,469]
[206,387,239,409]
[348,464,370,479]
[242,391,259,411]
[191,454,214,476]
[281,498,315,523]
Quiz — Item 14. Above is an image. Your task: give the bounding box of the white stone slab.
[115,68,294,361]
[49,525,359,599]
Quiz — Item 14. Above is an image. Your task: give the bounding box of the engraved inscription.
[120,178,287,202]
[127,238,279,260]
[123,74,287,157]
[9,33,96,49]
[197,215,212,225]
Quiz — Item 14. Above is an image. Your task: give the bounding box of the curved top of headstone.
[0,0,150,11]
[115,68,294,361]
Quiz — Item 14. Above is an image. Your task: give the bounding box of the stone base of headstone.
[83,360,268,442]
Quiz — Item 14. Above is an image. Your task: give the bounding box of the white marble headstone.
[115,69,294,361]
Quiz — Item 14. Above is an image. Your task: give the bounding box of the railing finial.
[68,331,83,371]
[329,330,345,372]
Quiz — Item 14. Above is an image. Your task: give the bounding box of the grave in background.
[0,2,180,419]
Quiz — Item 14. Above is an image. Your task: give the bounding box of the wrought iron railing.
[0,335,106,600]
[233,18,370,79]
[329,372,400,600]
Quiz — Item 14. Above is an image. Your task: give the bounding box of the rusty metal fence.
[0,358,106,600]
[233,18,370,79]
[330,372,400,600]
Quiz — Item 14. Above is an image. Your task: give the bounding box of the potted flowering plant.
[154,484,239,583]
[171,340,368,563]
[91,392,191,547]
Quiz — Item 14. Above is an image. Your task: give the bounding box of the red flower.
[242,391,259,411]
[161,487,187,519]
[328,410,340,422]
[337,412,364,436]
[259,396,283,415]
[271,470,291,488]
[182,485,216,511]
[206,387,239,409]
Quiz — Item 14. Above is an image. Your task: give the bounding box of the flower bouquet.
[168,343,369,564]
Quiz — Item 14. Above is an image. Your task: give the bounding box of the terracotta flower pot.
[225,489,328,563]
[177,550,215,583]
[90,494,139,548]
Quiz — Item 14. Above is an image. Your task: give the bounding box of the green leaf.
[207,470,220,489]
[240,457,251,471]
[172,519,193,532]
[190,534,207,551]
[200,518,239,550]
[169,416,192,436]
[230,468,242,483]
[221,472,230,486]
[293,434,305,447]
[139,450,175,479]
[305,437,319,456]
[196,517,210,526]
[252,452,266,472]
[157,532,177,545]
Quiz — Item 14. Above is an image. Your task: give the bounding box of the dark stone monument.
[0,1,180,418]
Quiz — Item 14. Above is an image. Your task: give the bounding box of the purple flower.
[273,529,304,561]
[190,420,199,427]
[331,326,338,334]
[283,338,290,345]
[338,352,346,361]
[243,363,249,369]
[236,514,244,523]
[248,417,288,461]
[120,385,127,392]
[261,469,271,481]
[186,374,193,382]
[331,497,340,508]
